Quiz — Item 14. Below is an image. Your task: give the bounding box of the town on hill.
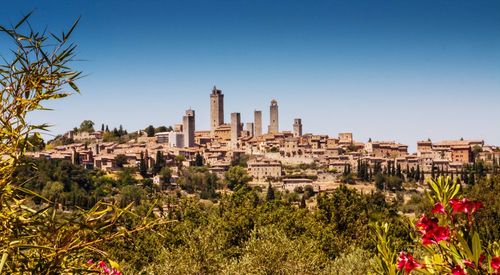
[28,86,500,193]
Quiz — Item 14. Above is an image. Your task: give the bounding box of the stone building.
[293,118,302,137]
[169,131,184,148]
[210,86,224,134]
[183,109,195,147]
[230,112,241,149]
[338,133,353,144]
[247,158,282,181]
[246,122,254,137]
[254,110,262,137]
[268,99,279,134]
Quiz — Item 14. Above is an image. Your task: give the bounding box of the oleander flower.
[397,252,423,274]
[491,256,500,270]
[416,214,449,245]
[449,198,482,215]
[431,202,446,214]
[451,265,466,275]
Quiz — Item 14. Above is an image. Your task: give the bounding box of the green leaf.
[68,81,80,93]
[472,232,482,265]
[15,11,33,29]
[0,252,8,274]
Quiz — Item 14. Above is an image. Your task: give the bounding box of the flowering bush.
[86,259,121,275]
[374,176,500,274]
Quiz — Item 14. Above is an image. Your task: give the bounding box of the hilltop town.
[28,86,500,192]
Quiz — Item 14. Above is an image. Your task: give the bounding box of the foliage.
[115,154,128,168]
[224,165,252,191]
[79,120,95,132]
[374,176,500,274]
[0,14,165,273]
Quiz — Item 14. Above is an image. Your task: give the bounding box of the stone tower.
[230,112,241,149]
[210,86,224,134]
[268,99,279,134]
[246,122,255,137]
[254,110,262,137]
[183,109,195,147]
[293,118,303,137]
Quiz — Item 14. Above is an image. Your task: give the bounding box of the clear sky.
[1,0,499,151]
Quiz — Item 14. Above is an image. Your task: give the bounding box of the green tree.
[266,182,275,201]
[194,153,204,166]
[152,151,165,175]
[0,14,163,274]
[115,154,128,168]
[139,152,148,178]
[79,120,95,132]
[225,166,251,191]
[145,125,155,137]
[160,167,172,189]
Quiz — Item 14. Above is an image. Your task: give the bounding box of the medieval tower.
[183,109,195,147]
[268,99,279,134]
[210,86,224,134]
[230,112,241,149]
[254,110,262,137]
[293,118,303,137]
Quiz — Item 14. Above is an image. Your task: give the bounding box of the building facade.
[268,99,279,134]
[183,109,195,147]
[210,86,224,134]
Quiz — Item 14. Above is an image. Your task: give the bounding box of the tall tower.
[293,118,303,137]
[210,86,224,134]
[268,99,279,134]
[246,122,254,137]
[183,109,195,147]
[230,112,241,149]
[254,110,262,137]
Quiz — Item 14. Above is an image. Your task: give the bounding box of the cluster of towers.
[209,86,303,147]
[177,86,303,148]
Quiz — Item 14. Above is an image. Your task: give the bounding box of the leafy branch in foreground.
[373,176,500,274]
[0,13,168,273]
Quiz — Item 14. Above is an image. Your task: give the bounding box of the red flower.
[416,215,438,234]
[491,256,500,270]
[431,202,446,214]
[416,215,449,245]
[98,260,107,268]
[451,265,466,275]
[449,198,482,215]
[397,252,423,274]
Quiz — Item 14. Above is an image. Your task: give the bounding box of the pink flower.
[103,267,111,274]
[449,198,482,215]
[397,252,423,274]
[491,256,500,270]
[111,268,122,275]
[86,259,94,265]
[416,215,438,234]
[431,202,446,214]
[451,265,466,275]
[416,214,449,245]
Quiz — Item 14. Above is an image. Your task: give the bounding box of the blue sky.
[1,0,499,151]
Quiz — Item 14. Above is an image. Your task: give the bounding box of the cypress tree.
[300,196,306,208]
[139,151,148,178]
[266,182,275,201]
